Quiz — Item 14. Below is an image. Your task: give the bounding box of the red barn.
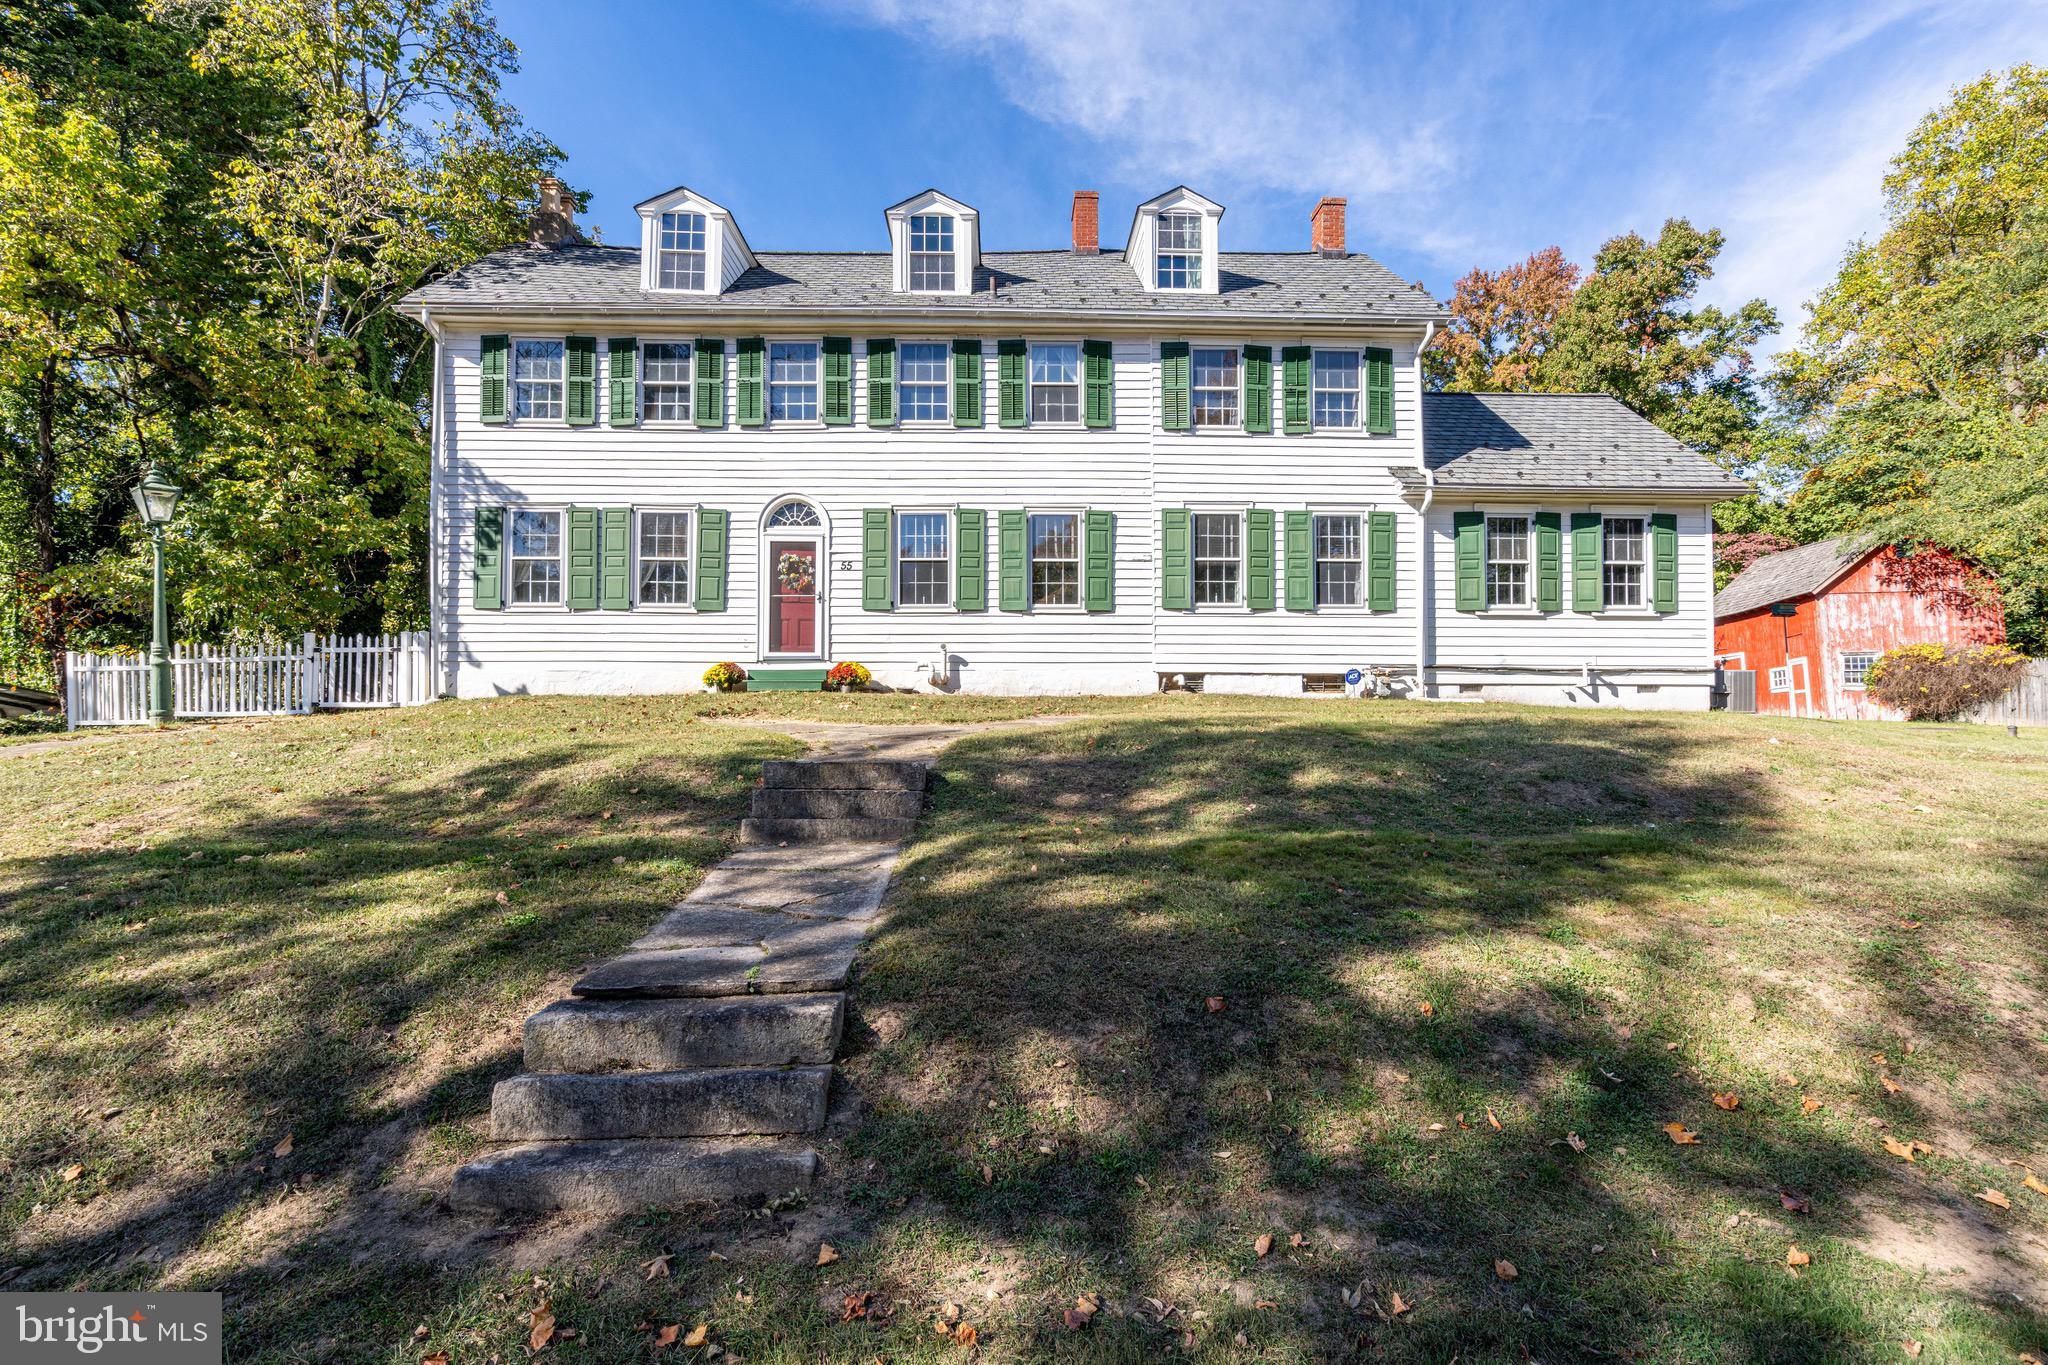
[1713,539,2004,719]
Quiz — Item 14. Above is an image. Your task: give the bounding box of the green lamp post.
[131,465,183,725]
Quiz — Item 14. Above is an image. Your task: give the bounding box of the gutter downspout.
[1411,320,1436,699]
[422,307,446,699]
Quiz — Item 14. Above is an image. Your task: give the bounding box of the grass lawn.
[2,695,2045,1362]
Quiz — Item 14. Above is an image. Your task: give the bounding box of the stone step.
[573,920,864,998]
[749,787,926,821]
[490,1065,832,1140]
[760,759,931,792]
[524,994,845,1073]
[684,843,898,920]
[452,1138,818,1214]
[741,816,917,845]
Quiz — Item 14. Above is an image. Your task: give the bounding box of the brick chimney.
[1310,196,1347,257]
[1071,190,1099,254]
[529,175,582,247]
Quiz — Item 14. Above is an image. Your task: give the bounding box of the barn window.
[1767,665,1792,694]
[1840,651,1878,690]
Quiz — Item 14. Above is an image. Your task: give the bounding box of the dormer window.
[908,214,955,291]
[658,212,707,290]
[1156,212,1201,289]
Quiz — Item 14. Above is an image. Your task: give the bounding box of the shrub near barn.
[1865,642,2027,720]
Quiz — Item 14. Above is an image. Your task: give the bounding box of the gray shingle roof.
[1712,537,1865,619]
[1418,392,1750,498]
[400,243,1445,323]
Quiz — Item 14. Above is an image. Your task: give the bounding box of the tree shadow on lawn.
[0,725,793,1304]
[841,711,2048,1361]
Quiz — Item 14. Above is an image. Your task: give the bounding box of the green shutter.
[1159,508,1191,610]
[479,335,508,425]
[1243,344,1272,434]
[1084,510,1114,612]
[1283,510,1313,610]
[565,506,599,609]
[1651,511,1679,614]
[1245,507,1275,610]
[998,510,1027,611]
[955,509,987,610]
[996,339,1027,428]
[1281,346,1311,434]
[1534,512,1562,612]
[607,338,637,427]
[693,509,728,611]
[600,507,632,609]
[472,506,503,608]
[734,337,764,427]
[862,509,891,611]
[822,336,853,425]
[694,339,724,427]
[1365,346,1393,434]
[1453,510,1485,612]
[1571,512,1602,612]
[866,339,895,427]
[1368,509,1397,611]
[1159,341,1190,432]
[1084,339,1114,428]
[565,336,597,426]
[952,340,982,427]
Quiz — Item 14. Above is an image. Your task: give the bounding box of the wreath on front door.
[777,552,815,594]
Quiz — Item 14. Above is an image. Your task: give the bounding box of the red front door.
[769,540,818,654]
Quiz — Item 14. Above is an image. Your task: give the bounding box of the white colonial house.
[398,179,1747,708]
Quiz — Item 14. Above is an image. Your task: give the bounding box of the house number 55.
[835,559,857,572]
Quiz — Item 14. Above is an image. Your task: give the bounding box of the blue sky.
[492,0,2048,352]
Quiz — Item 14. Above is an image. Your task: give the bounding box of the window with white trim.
[907,214,955,291]
[1315,514,1362,606]
[1312,350,1359,429]
[1840,651,1878,690]
[513,340,563,421]
[1029,512,1080,607]
[636,510,691,604]
[1768,665,1793,693]
[896,512,949,607]
[900,342,949,422]
[1192,347,1239,427]
[1030,343,1080,424]
[1602,516,1646,608]
[1192,512,1241,606]
[768,342,819,422]
[509,509,562,604]
[1156,211,1200,289]
[658,212,707,290]
[1486,515,1530,608]
[642,341,692,421]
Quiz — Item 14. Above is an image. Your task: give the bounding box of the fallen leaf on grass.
[951,1323,978,1349]
[1881,1076,1903,1095]
[641,1253,672,1281]
[1882,1137,1934,1162]
[1389,1292,1412,1316]
[494,891,509,905]
[528,1304,556,1352]
[1486,1107,1503,1130]
[1903,1340,1922,1357]
[1289,1232,1305,1248]
[1900,919,1922,929]
[1712,1092,1740,1111]
[2025,1174,2048,1196]
[59,1164,83,1183]
[682,1324,709,1348]
[840,1292,873,1322]
[1254,1234,1274,1257]
[1494,1259,1517,1281]
[422,1354,449,1365]
[1802,1096,1824,1114]
[273,1133,293,1158]
[980,1163,992,1185]
[1786,1246,1810,1268]
[1780,1190,1812,1214]
[816,1242,840,1266]
[1417,1001,1434,1017]
[1978,1188,2012,1210]
[1205,997,1225,1014]
[1560,1133,1588,1152]
[1664,1123,1700,1145]
[652,1325,679,1347]
[938,1302,962,1324]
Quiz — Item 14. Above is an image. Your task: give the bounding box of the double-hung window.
[642,341,692,421]
[1192,512,1241,606]
[1029,513,1080,607]
[1315,514,1363,606]
[768,342,819,422]
[636,510,691,604]
[1840,650,1878,690]
[658,212,707,290]
[896,512,950,607]
[513,340,564,421]
[1603,516,1646,608]
[899,342,950,422]
[1312,350,1360,429]
[509,509,562,604]
[908,214,955,291]
[1192,347,1239,427]
[1030,343,1080,424]
[1156,212,1200,289]
[1486,515,1530,608]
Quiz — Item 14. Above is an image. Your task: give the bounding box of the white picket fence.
[65,632,432,727]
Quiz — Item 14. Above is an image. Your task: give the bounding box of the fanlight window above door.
[769,501,822,528]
